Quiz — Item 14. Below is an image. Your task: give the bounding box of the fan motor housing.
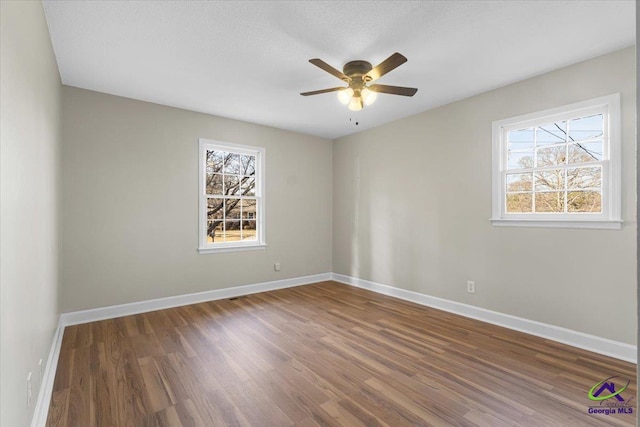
[343,60,373,79]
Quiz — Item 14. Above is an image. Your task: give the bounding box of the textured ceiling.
[43,1,635,140]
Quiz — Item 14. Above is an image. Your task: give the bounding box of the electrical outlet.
[467,281,476,294]
[27,372,32,407]
[274,262,281,271]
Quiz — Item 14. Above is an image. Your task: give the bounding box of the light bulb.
[361,87,377,106]
[337,88,354,105]
[348,96,363,111]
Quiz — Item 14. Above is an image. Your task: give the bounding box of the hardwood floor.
[46,281,637,426]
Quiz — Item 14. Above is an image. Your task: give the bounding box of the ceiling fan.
[300,52,418,111]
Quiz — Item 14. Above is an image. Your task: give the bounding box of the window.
[198,139,266,253]
[491,94,621,229]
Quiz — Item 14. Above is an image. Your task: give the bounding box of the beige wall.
[333,47,637,345]
[0,1,62,426]
[60,87,333,312]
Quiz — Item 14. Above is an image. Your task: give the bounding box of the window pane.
[241,199,256,219]
[206,173,223,195]
[569,114,603,141]
[506,193,532,213]
[535,169,565,191]
[224,153,243,174]
[506,173,532,192]
[206,150,224,173]
[226,200,241,219]
[567,191,602,213]
[535,192,565,213]
[567,166,601,190]
[207,220,223,243]
[223,175,241,195]
[536,121,567,146]
[201,142,264,249]
[507,151,533,170]
[224,221,241,241]
[240,155,256,176]
[568,141,602,163]
[242,220,257,240]
[207,198,224,219]
[508,128,534,151]
[241,176,256,196]
[536,145,566,166]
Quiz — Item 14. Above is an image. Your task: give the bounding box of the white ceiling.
[43,1,635,140]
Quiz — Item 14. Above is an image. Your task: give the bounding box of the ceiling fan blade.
[300,87,346,96]
[365,53,407,82]
[309,58,349,81]
[368,84,418,97]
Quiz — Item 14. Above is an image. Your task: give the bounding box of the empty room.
[1,1,638,426]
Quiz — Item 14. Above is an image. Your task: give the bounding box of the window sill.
[490,218,622,230]
[198,243,267,254]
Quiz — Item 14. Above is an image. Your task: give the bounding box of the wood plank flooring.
[46,281,637,426]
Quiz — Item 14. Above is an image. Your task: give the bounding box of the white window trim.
[491,93,622,230]
[198,138,267,254]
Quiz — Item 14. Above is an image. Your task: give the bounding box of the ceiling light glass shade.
[337,88,354,105]
[361,87,377,106]
[348,96,363,111]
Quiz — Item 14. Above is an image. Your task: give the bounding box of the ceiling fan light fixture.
[302,53,417,111]
[348,96,363,111]
[337,88,354,105]
[361,87,377,106]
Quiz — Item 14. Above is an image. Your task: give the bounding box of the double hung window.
[491,94,621,229]
[198,139,266,253]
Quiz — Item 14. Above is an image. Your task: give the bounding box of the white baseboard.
[331,273,637,364]
[31,319,65,427]
[60,273,332,326]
